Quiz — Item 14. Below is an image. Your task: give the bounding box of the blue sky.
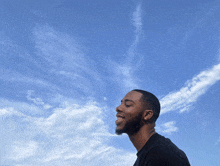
[0,0,219,165]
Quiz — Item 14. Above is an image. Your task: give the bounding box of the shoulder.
[141,134,190,166]
[143,146,190,166]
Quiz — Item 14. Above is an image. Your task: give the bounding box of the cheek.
[130,111,144,121]
[124,107,143,121]
[125,113,136,122]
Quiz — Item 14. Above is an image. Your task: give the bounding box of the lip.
[115,114,125,125]
[116,114,125,118]
[115,118,124,125]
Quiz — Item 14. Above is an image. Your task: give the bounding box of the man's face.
[115,91,145,135]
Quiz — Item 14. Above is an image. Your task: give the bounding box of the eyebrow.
[121,99,135,103]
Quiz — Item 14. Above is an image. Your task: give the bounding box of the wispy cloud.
[1,25,105,102]
[113,4,143,91]
[27,90,52,109]
[0,68,55,88]
[0,32,60,93]
[0,97,49,117]
[33,25,102,95]
[113,65,137,91]
[156,121,178,134]
[0,107,13,116]
[33,25,85,69]
[132,4,143,34]
[128,3,143,61]
[8,141,39,161]
[160,63,220,114]
[1,100,136,165]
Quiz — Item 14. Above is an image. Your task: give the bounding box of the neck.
[128,123,156,152]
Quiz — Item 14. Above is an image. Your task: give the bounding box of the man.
[115,89,190,166]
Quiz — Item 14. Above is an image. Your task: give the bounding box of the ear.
[143,109,154,122]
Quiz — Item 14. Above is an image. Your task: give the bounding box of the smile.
[115,117,124,125]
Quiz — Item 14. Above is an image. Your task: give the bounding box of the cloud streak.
[1,100,136,166]
[8,141,39,161]
[160,63,220,114]
[33,25,102,96]
[0,67,57,90]
[132,4,143,34]
[128,3,143,61]
[156,121,178,134]
[114,3,143,91]
[27,90,52,109]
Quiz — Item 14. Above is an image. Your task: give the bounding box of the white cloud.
[117,65,137,89]
[33,25,85,69]
[160,63,220,114]
[33,25,102,95]
[132,3,142,35]
[27,90,52,109]
[0,68,56,90]
[33,25,99,81]
[1,100,136,166]
[0,107,13,116]
[113,4,143,91]
[8,141,39,161]
[0,32,59,91]
[0,98,47,117]
[156,121,178,134]
[1,26,100,97]
[128,3,143,60]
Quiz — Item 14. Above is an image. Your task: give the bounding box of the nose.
[116,104,122,113]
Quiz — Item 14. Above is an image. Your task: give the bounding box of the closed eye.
[121,99,134,108]
[125,104,132,108]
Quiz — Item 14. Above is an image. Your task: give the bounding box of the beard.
[115,111,144,136]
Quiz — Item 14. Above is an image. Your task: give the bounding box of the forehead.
[123,91,143,102]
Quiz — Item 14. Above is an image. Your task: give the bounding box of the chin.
[115,128,126,135]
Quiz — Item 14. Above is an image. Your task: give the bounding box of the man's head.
[115,89,160,136]
[132,89,160,123]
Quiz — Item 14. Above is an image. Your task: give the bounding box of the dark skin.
[116,91,156,152]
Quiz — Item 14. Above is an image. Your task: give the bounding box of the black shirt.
[133,133,190,166]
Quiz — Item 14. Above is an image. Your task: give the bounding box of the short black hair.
[132,89,160,123]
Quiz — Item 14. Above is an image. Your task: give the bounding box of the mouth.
[115,114,125,125]
[116,113,125,118]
